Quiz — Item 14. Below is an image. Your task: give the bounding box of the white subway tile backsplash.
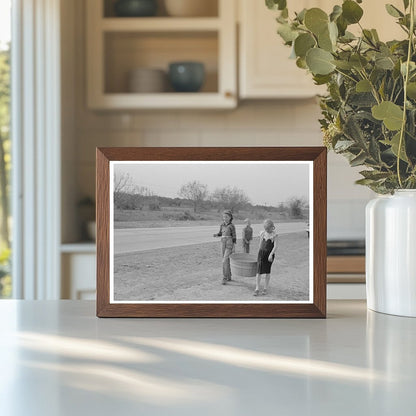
[199,129,257,146]
[142,130,200,147]
[328,199,368,240]
[75,111,134,131]
[178,111,227,130]
[73,100,373,239]
[254,130,322,146]
[132,112,180,130]
[294,99,322,129]
[76,164,96,199]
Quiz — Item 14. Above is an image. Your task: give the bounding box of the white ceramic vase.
[366,190,416,317]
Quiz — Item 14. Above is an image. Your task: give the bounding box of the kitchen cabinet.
[238,0,404,99]
[86,0,237,109]
[61,245,96,300]
[238,0,325,99]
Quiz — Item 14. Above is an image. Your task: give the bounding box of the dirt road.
[114,222,307,254]
[114,232,310,302]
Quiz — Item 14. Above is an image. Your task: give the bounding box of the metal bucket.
[230,253,258,277]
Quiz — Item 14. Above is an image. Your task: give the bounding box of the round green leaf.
[375,56,395,70]
[294,33,316,58]
[318,22,338,52]
[342,0,364,24]
[330,5,342,22]
[356,79,372,92]
[407,82,416,99]
[318,30,333,52]
[350,54,368,70]
[306,48,336,75]
[266,0,287,11]
[304,8,329,35]
[385,4,403,18]
[277,23,298,43]
[296,8,307,23]
[328,21,338,43]
[296,57,308,69]
[333,60,352,70]
[371,101,404,131]
[386,132,408,162]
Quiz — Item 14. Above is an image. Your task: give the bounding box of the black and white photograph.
[110,161,313,303]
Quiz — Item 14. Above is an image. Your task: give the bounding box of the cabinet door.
[239,0,405,99]
[239,0,325,99]
[358,0,404,41]
[62,253,96,300]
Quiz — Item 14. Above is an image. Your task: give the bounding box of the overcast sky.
[114,162,310,206]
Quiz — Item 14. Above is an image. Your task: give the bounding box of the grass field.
[114,206,305,229]
[114,232,310,302]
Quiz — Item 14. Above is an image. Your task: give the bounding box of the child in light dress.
[254,219,277,296]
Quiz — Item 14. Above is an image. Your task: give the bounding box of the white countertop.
[0,300,415,415]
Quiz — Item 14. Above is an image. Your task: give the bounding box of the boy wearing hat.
[213,210,236,284]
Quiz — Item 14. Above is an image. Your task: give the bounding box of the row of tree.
[114,173,308,218]
[114,174,251,213]
[178,180,250,213]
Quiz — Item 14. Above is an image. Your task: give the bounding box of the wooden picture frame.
[96,147,327,318]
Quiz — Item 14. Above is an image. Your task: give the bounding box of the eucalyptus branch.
[393,85,404,103]
[358,69,381,104]
[267,0,416,192]
[334,68,358,84]
[390,79,398,101]
[397,0,415,188]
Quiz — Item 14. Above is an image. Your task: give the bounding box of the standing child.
[254,219,277,296]
[242,218,253,253]
[213,210,236,285]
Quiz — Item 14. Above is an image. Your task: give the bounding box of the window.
[0,0,11,298]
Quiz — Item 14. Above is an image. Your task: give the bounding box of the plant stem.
[358,69,381,104]
[334,68,358,84]
[397,0,415,188]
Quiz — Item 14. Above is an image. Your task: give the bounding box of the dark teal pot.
[168,62,205,92]
[114,0,157,17]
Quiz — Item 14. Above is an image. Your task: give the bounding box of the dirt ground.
[114,232,310,302]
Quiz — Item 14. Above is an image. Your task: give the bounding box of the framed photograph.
[96,147,327,318]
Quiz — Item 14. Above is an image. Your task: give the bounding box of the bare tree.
[114,172,135,195]
[211,186,250,213]
[114,172,155,210]
[287,197,307,218]
[178,181,208,213]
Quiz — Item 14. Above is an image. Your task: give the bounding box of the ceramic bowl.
[128,68,167,93]
[86,221,96,242]
[168,62,205,92]
[114,0,158,17]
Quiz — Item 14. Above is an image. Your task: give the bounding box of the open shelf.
[91,92,234,109]
[104,31,218,94]
[101,17,221,32]
[61,243,96,254]
[87,0,236,109]
[103,0,219,18]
